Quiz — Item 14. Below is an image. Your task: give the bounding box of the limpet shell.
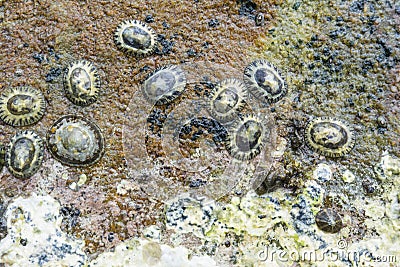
[5,130,44,179]
[243,59,287,103]
[0,86,46,126]
[142,65,186,105]
[47,115,105,166]
[315,208,343,233]
[226,115,267,160]
[64,60,101,106]
[208,78,247,123]
[305,117,355,157]
[0,143,5,172]
[114,20,157,57]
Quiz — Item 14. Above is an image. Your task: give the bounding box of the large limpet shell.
[142,65,186,105]
[5,130,44,179]
[208,78,247,123]
[315,208,343,233]
[64,60,101,106]
[305,117,355,157]
[243,59,287,103]
[0,86,46,126]
[47,115,105,167]
[114,20,157,57]
[226,115,267,160]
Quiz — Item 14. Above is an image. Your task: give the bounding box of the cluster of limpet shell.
[47,115,105,167]
[141,65,186,105]
[114,20,157,57]
[208,78,247,123]
[5,130,44,179]
[0,86,46,127]
[305,117,355,157]
[64,60,101,106]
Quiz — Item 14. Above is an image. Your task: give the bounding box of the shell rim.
[46,114,105,167]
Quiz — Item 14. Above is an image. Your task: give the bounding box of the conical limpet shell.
[114,20,157,57]
[47,115,105,167]
[141,65,186,105]
[5,130,44,179]
[305,117,355,157]
[0,86,46,126]
[243,59,287,103]
[64,60,101,106]
[208,78,247,123]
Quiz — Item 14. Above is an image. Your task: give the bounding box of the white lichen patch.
[375,152,400,181]
[90,238,218,267]
[116,179,140,195]
[313,163,333,182]
[342,169,355,183]
[0,194,86,266]
[209,191,290,238]
[165,196,216,239]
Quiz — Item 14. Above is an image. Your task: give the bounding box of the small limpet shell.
[226,115,267,160]
[114,20,157,57]
[315,208,343,233]
[0,86,46,126]
[142,65,186,105]
[64,60,101,106]
[5,130,44,179]
[208,78,247,123]
[47,115,105,167]
[305,117,355,157]
[243,59,287,103]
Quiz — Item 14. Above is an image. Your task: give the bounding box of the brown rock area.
[0,0,278,254]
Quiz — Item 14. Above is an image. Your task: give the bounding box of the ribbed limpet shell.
[243,59,287,103]
[315,208,343,233]
[305,117,355,157]
[226,115,267,160]
[64,60,101,106]
[0,86,46,126]
[5,130,44,179]
[47,115,105,166]
[114,20,157,57]
[142,65,186,105]
[208,78,247,123]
